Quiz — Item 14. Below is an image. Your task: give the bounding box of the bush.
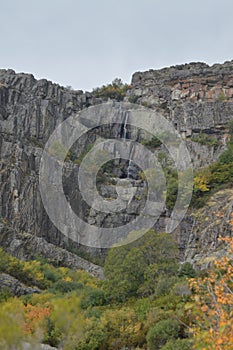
[0,288,12,303]
[153,276,180,297]
[219,143,233,164]
[43,270,58,283]
[178,262,196,278]
[142,136,162,148]
[146,319,181,349]
[128,94,139,103]
[50,280,83,294]
[92,78,130,101]
[166,175,178,209]
[160,338,193,350]
[0,248,30,285]
[80,288,106,309]
[191,132,219,147]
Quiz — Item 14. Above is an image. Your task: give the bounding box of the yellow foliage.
[0,298,24,350]
[194,174,210,192]
[62,276,72,282]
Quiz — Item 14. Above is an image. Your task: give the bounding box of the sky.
[1,0,233,91]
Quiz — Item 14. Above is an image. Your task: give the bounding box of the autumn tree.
[189,213,233,349]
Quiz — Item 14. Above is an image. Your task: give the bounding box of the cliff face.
[0,69,101,246]
[130,61,233,166]
[0,62,233,268]
[129,62,233,262]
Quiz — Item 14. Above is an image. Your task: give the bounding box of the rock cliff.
[1,62,233,271]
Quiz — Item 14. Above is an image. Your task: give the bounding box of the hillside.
[0,61,233,349]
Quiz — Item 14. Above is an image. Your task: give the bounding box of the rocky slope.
[0,62,233,272]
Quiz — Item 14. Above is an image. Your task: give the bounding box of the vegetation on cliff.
[92,78,130,101]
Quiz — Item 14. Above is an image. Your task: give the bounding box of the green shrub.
[0,288,12,303]
[43,270,59,283]
[178,262,196,278]
[92,78,130,101]
[191,131,219,147]
[166,173,178,209]
[80,288,106,309]
[50,280,83,294]
[216,92,226,101]
[160,338,193,350]
[128,94,140,103]
[142,136,162,148]
[153,276,180,297]
[0,248,28,284]
[146,319,181,349]
[219,143,233,164]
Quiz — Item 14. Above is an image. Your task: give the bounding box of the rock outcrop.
[129,61,233,167]
[0,273,41,296]
[0,225,104,279]
[184,189,233,267]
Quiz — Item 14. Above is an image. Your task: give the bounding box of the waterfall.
[127,145,134,179]
[122,112,129,141]
[127,159,133,179]
[120,111,134,178]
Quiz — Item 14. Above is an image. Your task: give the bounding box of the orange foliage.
[189,213,233,349]
[24,303,51,335]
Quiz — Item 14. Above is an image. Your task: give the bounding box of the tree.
[24,303,51,335]
[189,220,233,349]
[104,245,147,302]
[104,230,178,302]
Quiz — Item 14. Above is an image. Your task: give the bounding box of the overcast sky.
[1,0,233,91]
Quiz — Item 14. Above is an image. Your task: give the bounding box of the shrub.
[128,94,140,103]
[142,136,162,148]
[219,143,233,164]
[0,288,12,303]
[146,319,181,349]
[80,288,106,309]
[92,78,130,101]
[50,280,83,294]
[191,131,219,147]
[160,338,193,350]
[0,299,24,349]
[43,269,59,283]
[178,262,196,278]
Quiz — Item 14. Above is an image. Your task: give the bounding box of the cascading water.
[127,159,132,179]
[122,112,129,141]
[127,145,135,179]
[121,111,135,179]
